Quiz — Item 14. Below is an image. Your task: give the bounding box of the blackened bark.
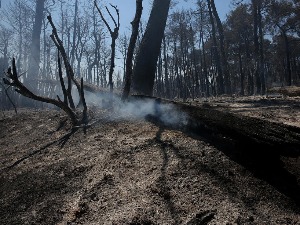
[277,25,292,86]
[210,0,231,94]
[94,2,120,94]
[207,0,224,95]
[94,1,120,93]
[58,53,68,105]
[122,0,143,100]
[48,15,81,109]
[70,0,78,68]
[238,47,245,96]
[131,0,171,96]
[163,36,170,98]
[252,0,262,94]
[4,58,79,125]
[258,6,266,94]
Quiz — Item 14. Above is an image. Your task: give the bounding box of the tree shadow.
[153,126,181,224]
[152,126,218,224]
[146,114,300,209]
[3,128,80,171]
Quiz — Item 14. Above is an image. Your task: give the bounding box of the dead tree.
[4,58,77,125]
[47,15,83,109]
[122,0,143,100]
[94,1,120,94]
[3,17,88,126]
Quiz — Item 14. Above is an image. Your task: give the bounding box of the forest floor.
[0,96,300,225]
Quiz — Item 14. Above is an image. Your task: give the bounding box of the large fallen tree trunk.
[37,78,107,94]
[180,103,300,153]
[267,86,300,97]
[131,95,300,156]
[74,78,108,94]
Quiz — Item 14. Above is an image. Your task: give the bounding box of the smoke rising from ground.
[84,92,188,127]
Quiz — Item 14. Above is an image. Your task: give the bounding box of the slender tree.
[210,0,231,94]
[94,1,120,94]
[207,0,225,94]
[122,0,143,100]
[27,0,45,93]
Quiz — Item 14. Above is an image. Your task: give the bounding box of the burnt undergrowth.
[0,161,89,225]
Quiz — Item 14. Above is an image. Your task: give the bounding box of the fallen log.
[38,78,107,94]
[130,95,300,206]
[130,95,300,156]
[267,86,300,97]
[74,78,107,94]
[181,103,300,153]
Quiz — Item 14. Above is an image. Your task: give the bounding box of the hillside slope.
[0,98,300,224]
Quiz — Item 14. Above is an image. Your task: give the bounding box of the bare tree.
[0,25,13,71]
[70,0,79,68]
[94,1,120,94]
[3,15,88,126]
[4,58,80,125]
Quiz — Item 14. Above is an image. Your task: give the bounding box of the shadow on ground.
[147,115,300,209]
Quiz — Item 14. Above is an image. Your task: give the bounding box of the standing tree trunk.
[252,0,263,94]
[70,0,78,68]
[258,5,266,94]
[122,0,143,100]
[27,0,45,93]
[163,36,170,98]
[94,1,120,94]
[277,25,292,86]
[131,0,171,96]
[207,0,224,95]
[238,46,245,96]
[210,0,231,94]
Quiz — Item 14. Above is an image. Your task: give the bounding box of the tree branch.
[94,1,113,34]
[4,58,79,125]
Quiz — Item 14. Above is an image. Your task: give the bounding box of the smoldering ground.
[81,91,188,128]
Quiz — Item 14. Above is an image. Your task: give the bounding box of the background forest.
[0,0,300,109]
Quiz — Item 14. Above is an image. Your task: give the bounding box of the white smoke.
[84,92,188,127]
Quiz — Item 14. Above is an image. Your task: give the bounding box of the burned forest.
[0,0,300,224]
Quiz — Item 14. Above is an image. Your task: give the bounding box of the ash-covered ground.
[0,96,299,224]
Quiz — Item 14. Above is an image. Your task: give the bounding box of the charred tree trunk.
[238,47,245,96]
[210,0,231,95]
[252,0,265,95]
[207,0,224,95]
[122,0,143,100]
[131,0,171,96]
[277,25,292,86]
[258,6,266,94]
[70,0,78,68]
[163,36,170,98]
